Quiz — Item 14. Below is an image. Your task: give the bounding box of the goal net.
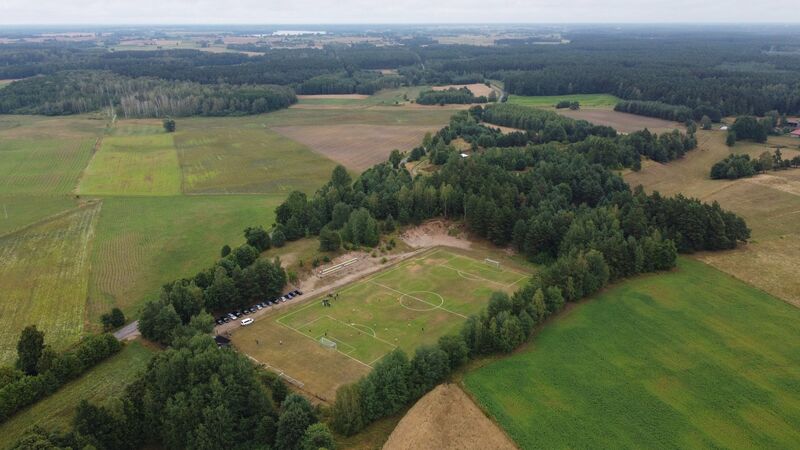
[484,258,500,269]
[319,337,337,349]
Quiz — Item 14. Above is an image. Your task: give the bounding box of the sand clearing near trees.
[383,384,517,450]
[432,83,496,97]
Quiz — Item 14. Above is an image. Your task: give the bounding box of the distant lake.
[272,30,326,36]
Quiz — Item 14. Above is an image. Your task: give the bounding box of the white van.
[240,318,254,326]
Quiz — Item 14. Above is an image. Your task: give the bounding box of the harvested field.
[0,136,96,195]
[272,124,438,171]
[465,258,800,449]
[558,108,683,134]
[383,384,517,450]
[0,203,100,364]
[625,130,800,306]
[432,83,496,97]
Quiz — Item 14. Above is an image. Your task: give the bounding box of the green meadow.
[507,93,620,109]
[464,258,800,449]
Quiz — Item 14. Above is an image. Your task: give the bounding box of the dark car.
[294,290,303,295]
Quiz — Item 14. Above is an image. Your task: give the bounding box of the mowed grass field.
[465,258,800,449]
[233,248,531,401]
[0,341,153,448]
[507,93,621,109]
[174,121,338,194]
[0,204,100,365]
[87,194,282,324]
[78,133,181,196]
[625,130,800,306]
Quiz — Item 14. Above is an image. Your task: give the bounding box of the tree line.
[614,100,696,123]
[13,332,337,450]
[138,226,287,346]
[416,87,489,105]
[0,326,121,423]
[711,149,800,179]
[0,71,297,117]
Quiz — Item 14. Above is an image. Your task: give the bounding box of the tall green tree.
[16,325,45,375]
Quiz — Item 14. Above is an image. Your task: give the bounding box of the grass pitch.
[464,258,800,449]
[233,248,530,400]
[0,341,153,448]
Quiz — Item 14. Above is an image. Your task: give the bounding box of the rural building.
[786,118,800,129]
[790,129,800,138]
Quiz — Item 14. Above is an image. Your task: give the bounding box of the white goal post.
[484,258,500,268]
[319,337,337,349]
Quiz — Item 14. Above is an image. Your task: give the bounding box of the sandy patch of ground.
[271,124,437,171]
[557,108,683,134]
[401,220,471,250]
[296,94,370,100]
[383,383,517,450]
[432,83,495,97]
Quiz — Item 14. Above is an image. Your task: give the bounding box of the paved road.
[113,320,140,341]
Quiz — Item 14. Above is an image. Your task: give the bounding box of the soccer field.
[233,248,531,400]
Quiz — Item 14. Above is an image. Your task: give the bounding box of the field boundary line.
[0,201,100,241]
[370,281,467,319]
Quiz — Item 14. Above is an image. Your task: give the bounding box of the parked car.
[294,290,303,295]
[240,318,254,326]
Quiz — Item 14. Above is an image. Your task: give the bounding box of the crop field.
[0,137,96,195]
[465,258,800,449]
[295,87,432,108]
[558,108,683,133]
[0,342,153,448]
[78,133,181,196]
[233,248,530,401]
[272,124,438,171]
[0,203,100,365]
[0,195,78,236]
[507,93,621,109]
[87,194,282,323]
[174,121,338,194]
[625,130,800,306]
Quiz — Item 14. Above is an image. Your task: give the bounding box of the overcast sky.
[1,0,797,25]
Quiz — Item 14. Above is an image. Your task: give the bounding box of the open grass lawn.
[464,258,800,449]
[174,120,337,194]
[0,341,154,449]
[233,248,530,401]
[87,194,282,323]
[78,133,181,196]
[0,204,100,365]
[0,195,78,236]
[625,130,800,306]
[507,93,621,109]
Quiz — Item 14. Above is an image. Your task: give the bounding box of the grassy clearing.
[233,248,530,400]
[174,121,337,194]
[78,133,181,196]
[464,258,800,449]
[507,93,621,109]
[295,87,431,107]
[0,341,153,449]
[0,137,96,196]
[87,195,282,323]
[0,195,78,236]
[0,204,100,365]
[625,130,800,306]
